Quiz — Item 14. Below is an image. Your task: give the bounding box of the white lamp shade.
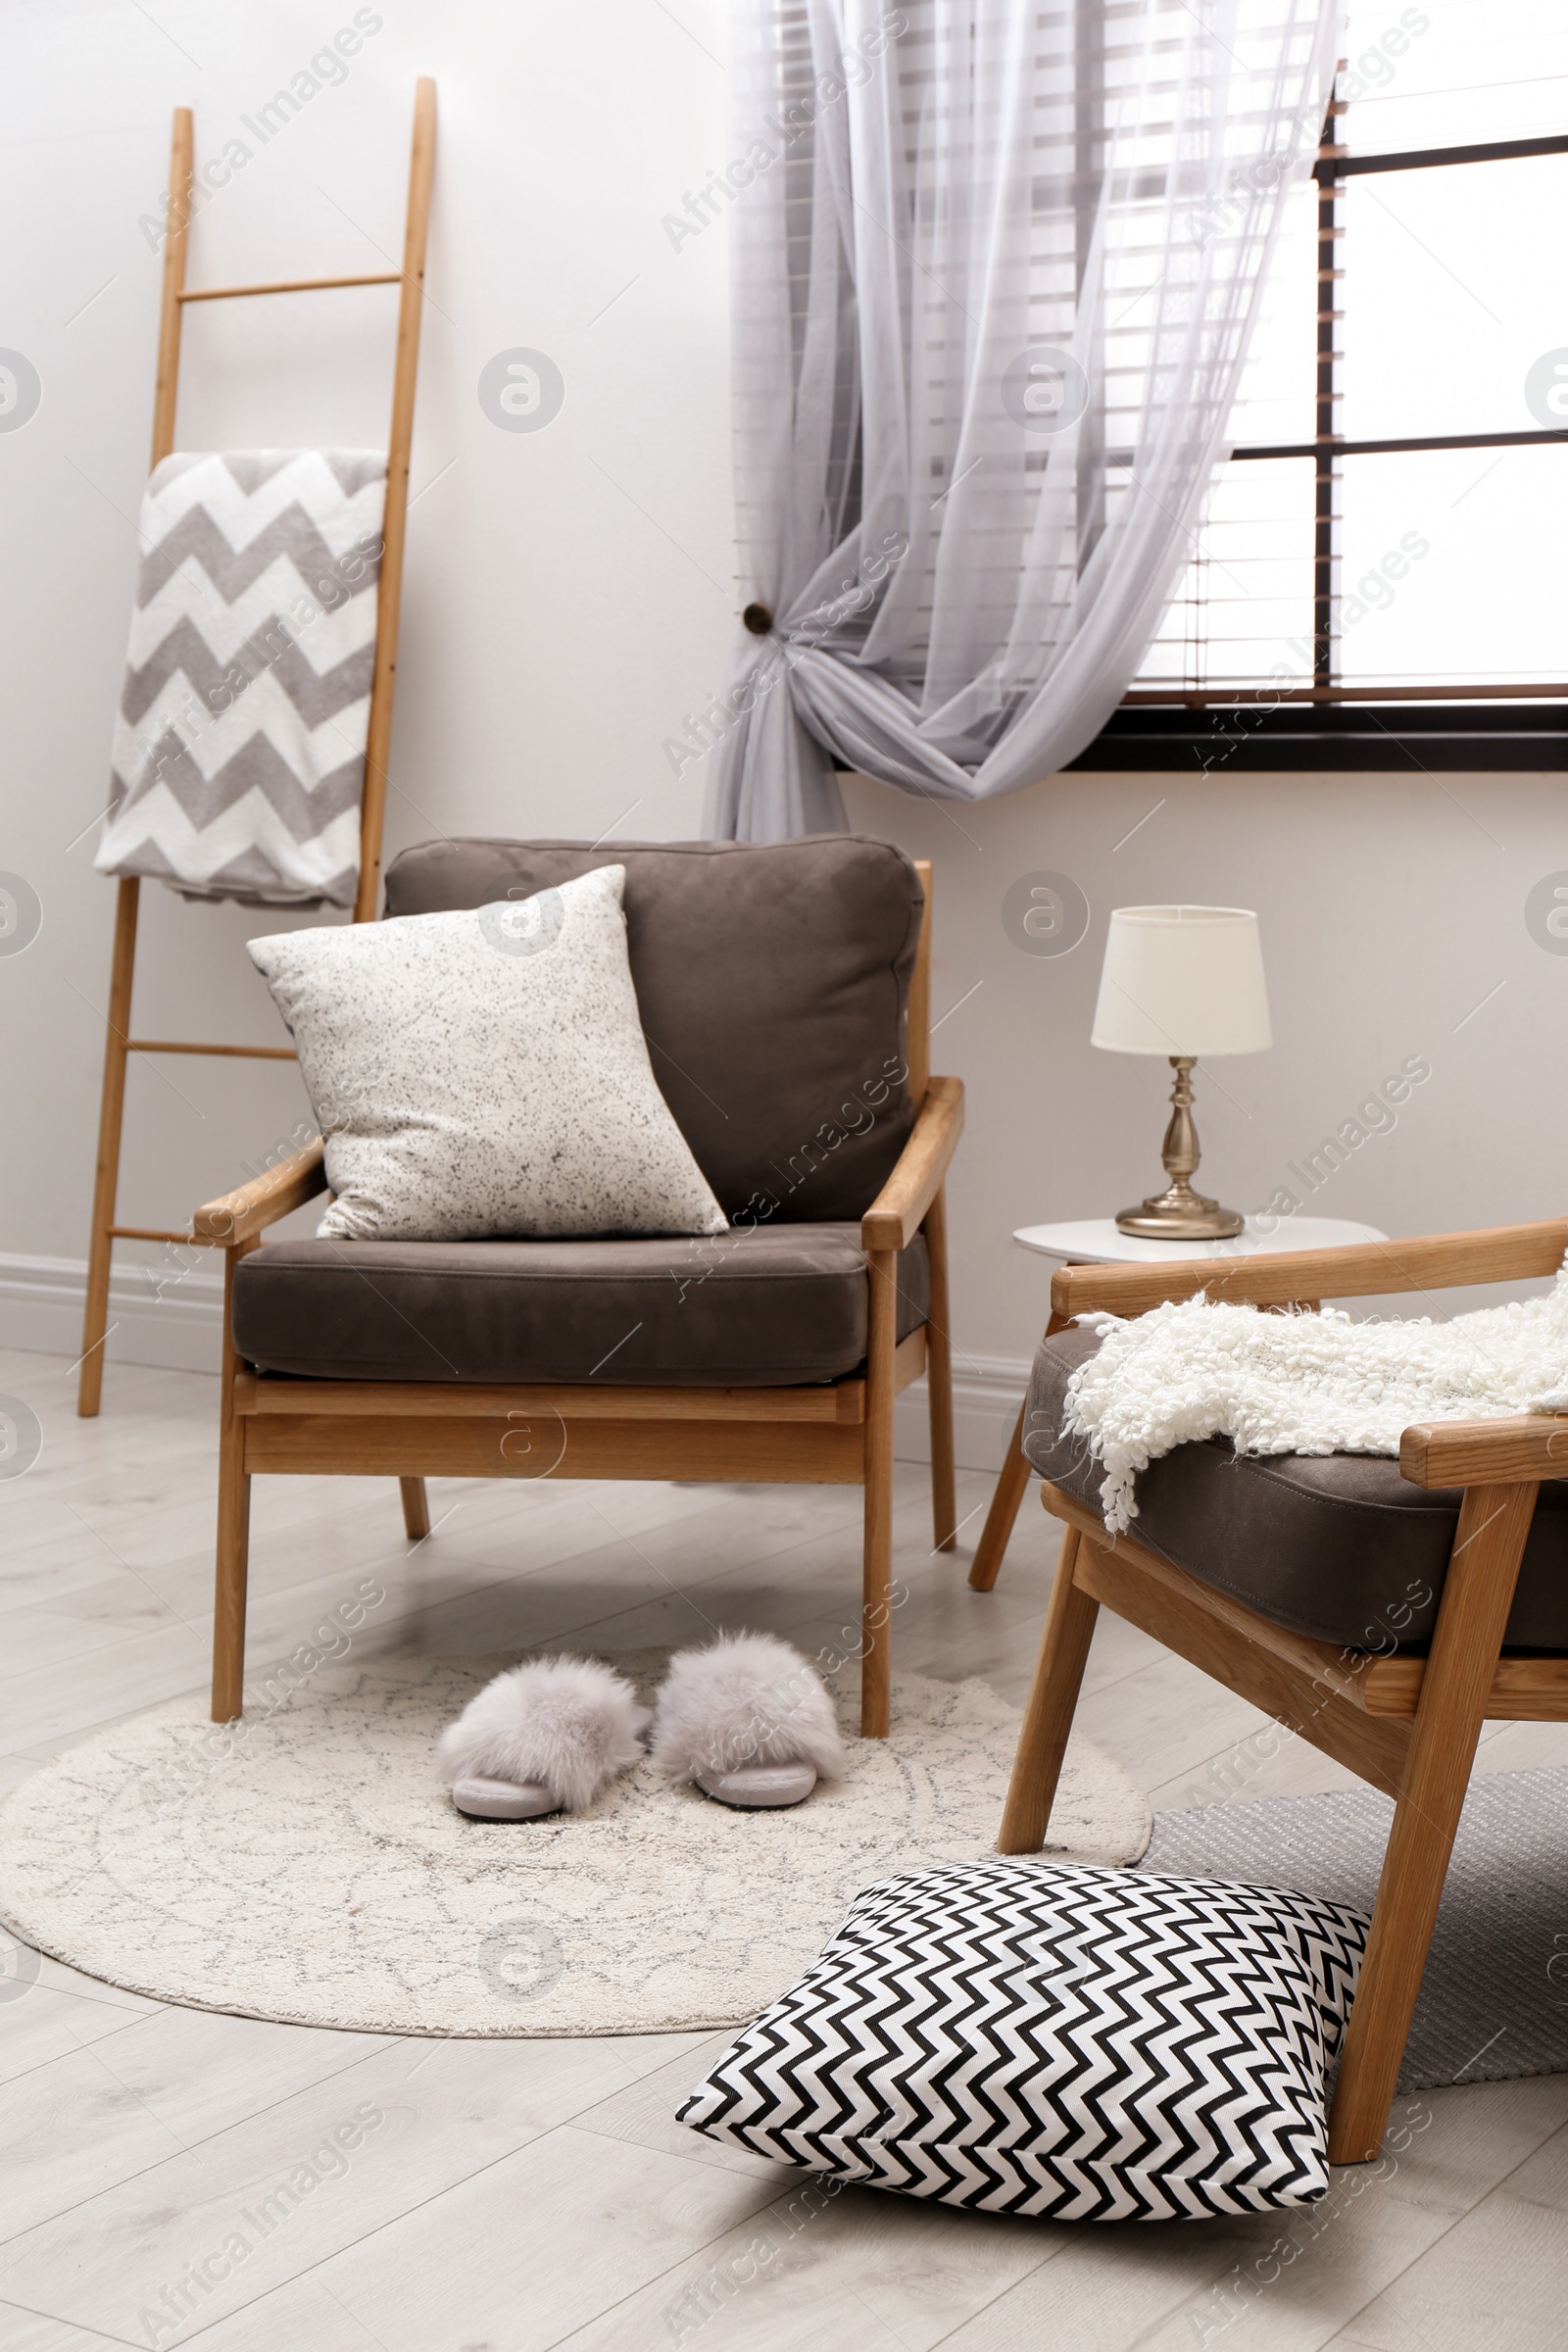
[1091,906,1272,1056]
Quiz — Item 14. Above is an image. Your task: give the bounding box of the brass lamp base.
[1113,1055,1245,1242]
[1114,1184,1244,1241]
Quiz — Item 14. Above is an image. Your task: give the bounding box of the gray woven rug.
[1143,1767,1568,2093]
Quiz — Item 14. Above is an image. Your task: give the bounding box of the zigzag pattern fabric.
[679,1863,1369,2223]
[95,450,387,906]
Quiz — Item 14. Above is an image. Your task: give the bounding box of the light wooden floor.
[2,1344,1567,2351]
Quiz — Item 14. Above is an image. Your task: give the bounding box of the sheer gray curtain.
[704,0,1342,840]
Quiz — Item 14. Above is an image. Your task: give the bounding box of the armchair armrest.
[1400,1414,1568,1489]
[1051,1215,1568,1323]
[860,1075,964,1252]
[193,1139,326,1246]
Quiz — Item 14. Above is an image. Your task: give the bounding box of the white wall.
[4,3,1564,1454]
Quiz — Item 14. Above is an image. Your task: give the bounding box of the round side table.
[1014,1213,1388,1268]
[968,1212,1390,1592]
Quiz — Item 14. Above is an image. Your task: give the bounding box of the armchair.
[994,1217,1568,2162]
[194,837,963,1739]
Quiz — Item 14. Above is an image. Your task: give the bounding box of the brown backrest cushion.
[381,835,922,1222]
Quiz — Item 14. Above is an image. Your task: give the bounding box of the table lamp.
[1091,906,1271,1240]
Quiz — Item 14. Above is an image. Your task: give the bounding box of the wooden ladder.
[78,80,436,1416]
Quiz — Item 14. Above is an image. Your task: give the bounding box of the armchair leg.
[860,1247,898,1738]
[969,1312,1064,1592]
[400,1477,431,1540]
[1327,1480,1538,2163]
[969,1402,1031,1592]
[213,1418,251,1723]
[923,1186,957,1551]
[997,1528,1099,1851]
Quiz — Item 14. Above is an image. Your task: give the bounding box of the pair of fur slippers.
[437,1633,845,1820]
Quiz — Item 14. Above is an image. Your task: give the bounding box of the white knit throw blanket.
[1064,1267,1568,1535]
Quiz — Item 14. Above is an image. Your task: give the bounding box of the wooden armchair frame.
[195,865,963,1740]
[996,1216,1568,2164]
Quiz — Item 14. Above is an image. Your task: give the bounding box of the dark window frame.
[1077,96,1568,773]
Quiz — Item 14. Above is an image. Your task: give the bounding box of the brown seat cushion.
[1025,1322,1568,1655]
[380,836,922,1225]
[233,1227,929,1387]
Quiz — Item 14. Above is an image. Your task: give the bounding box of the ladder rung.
[127,1040,298,1059]
[179,270,401,304]
[109,1226,212,1246]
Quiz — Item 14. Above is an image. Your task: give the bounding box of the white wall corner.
[0,1251,224,1378]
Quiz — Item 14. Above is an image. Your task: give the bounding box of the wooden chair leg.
[997,1527,1100,1850]
[969,1310,1066,1592]
[211,1243,255,1722]
[213,1418,251,1723]
[79,877,140,1418]
[969,1400,1031,1592]
[400,1477,431,1540]
[860,1247,898,1738]
[1327,1479,1538,2163]
[923,1186,957,1551]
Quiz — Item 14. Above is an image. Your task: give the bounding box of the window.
[1079,0,1568,770]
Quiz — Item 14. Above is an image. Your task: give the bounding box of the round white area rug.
[0,1652,1150,2036]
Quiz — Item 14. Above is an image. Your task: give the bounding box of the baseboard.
[0,1250,224,1377]
[0,1250,1030,1468]
[894,1358,1029,1473]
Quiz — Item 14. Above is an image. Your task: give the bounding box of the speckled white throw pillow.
[248,864,728,1242]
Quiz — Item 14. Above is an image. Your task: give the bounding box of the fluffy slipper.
[437,1656,650,1820]
[651,1633,845,1809]
[450,1774,561,1822]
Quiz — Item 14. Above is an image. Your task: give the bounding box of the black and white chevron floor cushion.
[678,1863,1369,2223]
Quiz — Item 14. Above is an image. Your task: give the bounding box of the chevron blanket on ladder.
[95,450,387,906]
